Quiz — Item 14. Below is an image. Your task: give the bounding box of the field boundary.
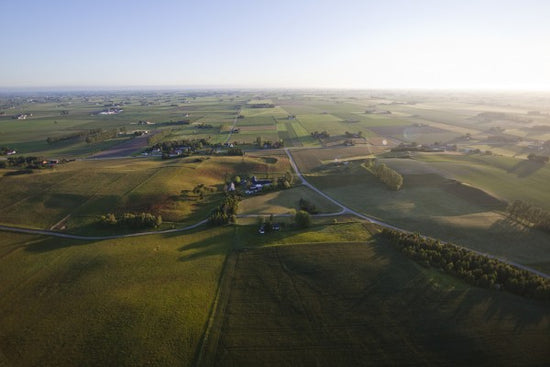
[195,251,239,367]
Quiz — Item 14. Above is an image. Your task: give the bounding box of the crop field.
[0,155,290,233]
[290,146,373,173]
[413,153,550,209]
[301,158,550,273]
[0,227,232,367]
[368,124,462,144]
[2,90,550,366]
[205,240,550,366]
[0,92,248,157]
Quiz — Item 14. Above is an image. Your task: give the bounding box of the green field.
[205,239,550,366]
[0,155,291,233]
[413,152,550,209]
[238,186,341,215]
[2,90,550,366]
[0,227,231,366]
[292,152,550,273]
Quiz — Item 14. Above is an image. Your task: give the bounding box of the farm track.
[224,108,242,145]
[0,149,548,280]
[195,251,239,367]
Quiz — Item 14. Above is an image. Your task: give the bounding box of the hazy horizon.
[2,0,550,91]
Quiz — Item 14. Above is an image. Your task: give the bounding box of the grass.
[0,155,291,234]
[207,239,550,366]
[0,227,232,367]
[300,158,550,273]
[238,186,341,215]
[414,153,550,209]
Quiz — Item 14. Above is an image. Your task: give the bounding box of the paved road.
[0,220,208,241]
[0,148,548,280]
[284,148,401,230]
[283,148,550,280]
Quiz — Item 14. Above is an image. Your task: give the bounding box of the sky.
[1,0,550,90]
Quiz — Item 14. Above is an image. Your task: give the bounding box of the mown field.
[2,90,550,366]
[0,227,232,367]
[206,239,550,366]
[238,186,341,216]
[0,154,291,234]
[413,152,550,209]
[291,149,550,273]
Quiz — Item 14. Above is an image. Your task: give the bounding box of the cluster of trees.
[190,183,216,201]
[147,138,210,154]
[159,119,190,126]
[381,229,550,300]
[46,128,124,145]
[249,103,275,108]
[227,147,244,156]
[276,172,293,189]
[527,153,549,163]
[294,210,312,228]
[311,131,330,139]
[507,200,550,233]
[344,131,363,138]
[85,128,121,143]
[1,156,47,169]
[208,193,240,225]
[255,136,284,148]
[99,212,162,229]
[299,198,318,214]
[364,160,403,190]
[47,132,86,144]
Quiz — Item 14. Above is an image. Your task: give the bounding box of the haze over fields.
[1,0,550,90]
[1,1,550,367]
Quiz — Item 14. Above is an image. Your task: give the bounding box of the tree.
[294,210,311,228]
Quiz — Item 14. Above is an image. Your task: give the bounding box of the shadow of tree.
[507,160,545,178]
[177,230,232,262]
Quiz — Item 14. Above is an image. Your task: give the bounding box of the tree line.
[364,159,403,190]
[507,200,550,233]
[380,229,550,301]
[147,138,210,154]
[0,156,64,170]
[46,128,124,145]
[99,212,162,229]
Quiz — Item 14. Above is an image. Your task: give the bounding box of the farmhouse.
[244,176,272,194]
[13,113,31,120]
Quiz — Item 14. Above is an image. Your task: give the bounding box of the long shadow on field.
[214,239,550,366]
[507,160,545,178]
[25,236,88,253]
[177,231,230,262]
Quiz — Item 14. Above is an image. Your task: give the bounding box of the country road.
[0,148,548,280]
[283,148,550,280]
[0,220,208,241]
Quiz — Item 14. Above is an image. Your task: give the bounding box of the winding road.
[0,148,548,279]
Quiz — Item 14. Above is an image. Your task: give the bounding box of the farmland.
[292,149,550,274]
[0,228,231,366]
[205,240,550,366]
[1,89,550,366]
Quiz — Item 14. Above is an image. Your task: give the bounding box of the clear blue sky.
[1,0,549,90]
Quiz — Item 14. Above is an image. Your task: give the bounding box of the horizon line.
[2,84,550,94]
